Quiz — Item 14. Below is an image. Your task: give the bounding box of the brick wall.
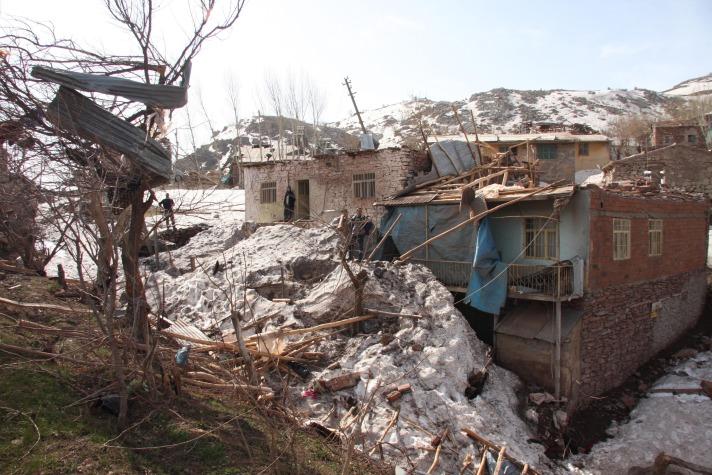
[605,144,712,199]
[575,188,709,402]
[586,188,708,289]
[243,148,430,223]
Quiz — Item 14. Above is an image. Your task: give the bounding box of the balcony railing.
[507,262,573,299]
[410,259,472,291]
[411,258,576,300]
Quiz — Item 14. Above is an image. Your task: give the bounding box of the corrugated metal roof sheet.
[374,194,436,206]
[429,133,610,144]
[32,65,190,109]
[46,86,171,179]
[164,318,211,347]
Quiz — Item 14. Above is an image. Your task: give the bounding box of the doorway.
[296,180,310,220]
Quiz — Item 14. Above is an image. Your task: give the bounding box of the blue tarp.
[379,206,507,315]
[463,217,508,315]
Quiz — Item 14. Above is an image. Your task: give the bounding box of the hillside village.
[1,2,712,475]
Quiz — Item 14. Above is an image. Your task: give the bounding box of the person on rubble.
[159,193,176,231]
[348,207,373,261]
[283,185,296,221]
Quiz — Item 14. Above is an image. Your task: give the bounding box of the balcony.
[507,262,576,301]
[410,258,580,301]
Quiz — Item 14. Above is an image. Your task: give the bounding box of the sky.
[2,0,711,145]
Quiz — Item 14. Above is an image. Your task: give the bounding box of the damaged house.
[242,147,430,223]
[376,164,708,409]
[429,132,611,184]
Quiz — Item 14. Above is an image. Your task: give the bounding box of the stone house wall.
[652,124,706,148]
[243,148,430,224]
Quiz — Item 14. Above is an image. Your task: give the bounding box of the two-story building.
[377,175,708,409]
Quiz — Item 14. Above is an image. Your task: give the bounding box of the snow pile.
[664,73,712,97]
[567,351,712,474]
[146,224,340,330]
[145,219,549,472]
[290,262,549,473]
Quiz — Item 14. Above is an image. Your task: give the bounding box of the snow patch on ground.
[565,351,712,474]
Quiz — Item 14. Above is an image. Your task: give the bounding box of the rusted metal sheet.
[32,64,190,109]
[375,194,436,206]
[46,86,171,179]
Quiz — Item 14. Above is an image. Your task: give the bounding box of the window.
[524,218,558,259]
[353,172,375,198]
[688,134,697,144]
[538,143,557,160]
[498,145,508,153]
[578,142,589,156]
[260,181,276,203]
[613,218,631,260]
[663,135,673,145]
[648,219,663,256]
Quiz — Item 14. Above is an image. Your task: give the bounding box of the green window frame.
[538,143,557,160]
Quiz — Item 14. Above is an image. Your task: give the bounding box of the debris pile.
[146,222,551,473]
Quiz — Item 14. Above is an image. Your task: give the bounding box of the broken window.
[648,219,663,256]
[688,134,697,144]
[524,218,558,259]
[613,218,631,260]
[260,181,277,204]
[538,143,557,160]
[578,142,589,156]
[353,172,376,198]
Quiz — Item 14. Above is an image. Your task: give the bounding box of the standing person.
[159,193,176,231]
[283,185,296,221]
[348,207,373,261]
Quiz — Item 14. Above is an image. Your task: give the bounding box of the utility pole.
[343,77,367,135]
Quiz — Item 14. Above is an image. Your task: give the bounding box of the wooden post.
[555,265,562,400]
[424,206,429,262]
[343,77,367,135]
[366,213,401,262]
[469,109,483,164]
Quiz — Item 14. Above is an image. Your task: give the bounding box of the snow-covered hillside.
[664,73,712,97]
[329,87,676,148]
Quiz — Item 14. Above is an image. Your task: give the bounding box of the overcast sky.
[2,0,711,144]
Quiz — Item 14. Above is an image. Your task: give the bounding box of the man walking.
[348,208,373,261]
[283,185,296,221]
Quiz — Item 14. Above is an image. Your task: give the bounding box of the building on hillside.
[242,148,430,224]
[602,143,712,199]
[651,119,707,149]
[429,132,611,184]
[377,174,709,409]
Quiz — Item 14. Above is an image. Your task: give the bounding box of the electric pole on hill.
[343,77,367,134]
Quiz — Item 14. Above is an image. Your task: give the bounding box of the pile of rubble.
[145,223,552,473]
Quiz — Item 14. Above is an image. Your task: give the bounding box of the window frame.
[260,181,277,204]
[688,134,697,144]
[353,172,376,198]
[523,217,559,260]
[578,142,589,156]
[538,143,558,160]
[612,218,631,261]
[648,219,663,256]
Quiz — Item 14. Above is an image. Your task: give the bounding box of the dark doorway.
[455,299,494,345]
[296,179,310,220]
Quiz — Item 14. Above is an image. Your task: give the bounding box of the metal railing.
[410,259,472,290]
[507,262,573,298]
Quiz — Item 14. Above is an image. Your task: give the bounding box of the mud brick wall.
[575,189,709,402]
[534,142,576,184]
[243,149,430,223]
[652,124,706,149]
[605,144,712,199]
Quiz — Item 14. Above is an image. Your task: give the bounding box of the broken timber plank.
[0,296,92,315]
[45,86,172,180]
[32,64,190,109]
[461,427,540,475]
